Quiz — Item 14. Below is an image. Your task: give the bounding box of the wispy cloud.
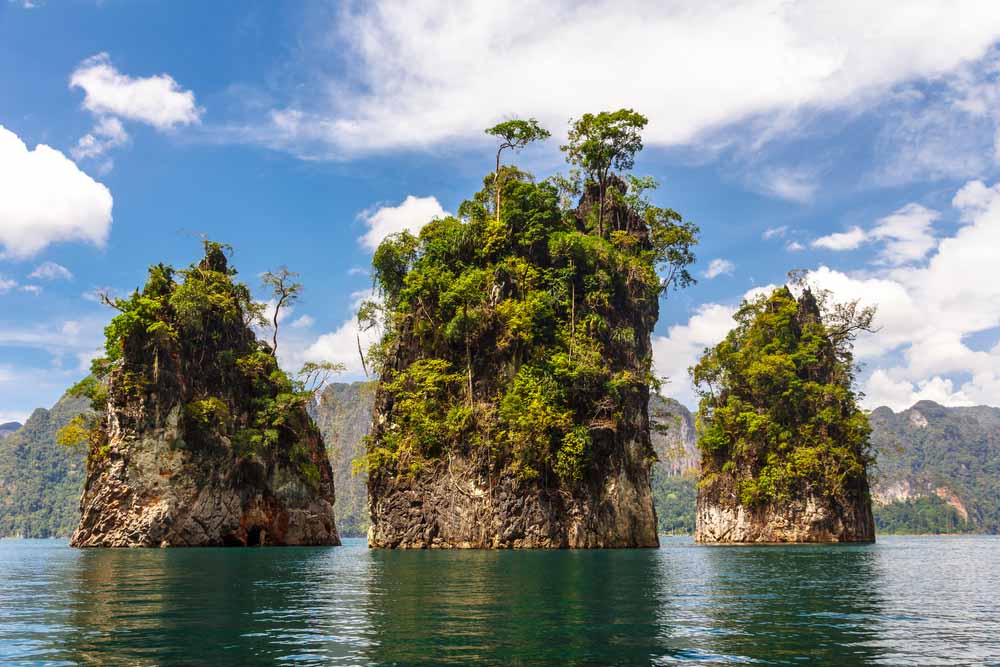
[756,168,818,203]
[703,258,735,279]
[29,261,74,281]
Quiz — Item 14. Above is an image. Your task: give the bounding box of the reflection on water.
[2,542,377,666]
[363,548,665,664]
[0,537,998,665]
[665,545,885,664]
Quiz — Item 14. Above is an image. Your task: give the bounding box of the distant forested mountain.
[0,422,21,439]
[645,398,1000,535]
[2,390,997,538]
[649,396,698,534]
[869,401,1000,533]
[0,395,88,537]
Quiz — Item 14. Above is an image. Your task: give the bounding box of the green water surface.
[1,536,998,665]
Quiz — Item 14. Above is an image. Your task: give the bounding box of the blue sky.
[4,1,1000,421]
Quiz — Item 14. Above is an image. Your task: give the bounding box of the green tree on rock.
[363,112,698,486]
[561,109,648,237]
[691,284,876,507]
[485,118,550,223]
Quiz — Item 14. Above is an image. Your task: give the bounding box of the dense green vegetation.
[871,401,1000,532]
[361,111,698,484]
[5,385,1000,537]
[0,394,88,537]
[692,286,874,506]
[652,472,697,534]
[873,495,972,534]
[60,241,337,488]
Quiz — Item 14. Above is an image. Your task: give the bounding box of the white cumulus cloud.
[70,53,202,130]
[652,303,740,407]
[869,203,939,265]
[358,195,448,250]
[302,318,377,377]
[658,178,1000,411]
[257,1,1000,157]
[0,126,113,259]
[811,226,868,251]
[810,203,941,262]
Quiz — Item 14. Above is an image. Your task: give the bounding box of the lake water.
[1,536,998,666]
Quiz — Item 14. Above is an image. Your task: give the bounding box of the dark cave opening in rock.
[222,533,243,547]
[246,526,264,546]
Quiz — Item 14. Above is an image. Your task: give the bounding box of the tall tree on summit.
[261,267,302,357]
[562,109,648,237]
[485,118,550,222]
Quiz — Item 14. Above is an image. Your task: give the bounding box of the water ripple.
[0,536,998,665]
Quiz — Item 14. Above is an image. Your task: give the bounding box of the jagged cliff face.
[693,287,874,543]
[364,176,688,548]
[650,396,698,475]
[71,245,338,547]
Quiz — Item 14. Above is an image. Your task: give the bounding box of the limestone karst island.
[69,243,340,547]
[49,112,879,550]
[4,4,1000,662]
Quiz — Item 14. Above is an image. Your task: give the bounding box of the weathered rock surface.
[71,245,338,547]
[368,440,658,549]
[72,406,338,547]
[694,482,875,543]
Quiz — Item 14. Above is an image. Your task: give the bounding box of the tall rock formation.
[364,167,697,548]
[650,395,698,475]
[70,243,339,547]
[311,382,376,537]
[692,287,875,543]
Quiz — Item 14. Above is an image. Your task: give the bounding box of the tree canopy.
[485,118,550,223]
[561,109,648,236]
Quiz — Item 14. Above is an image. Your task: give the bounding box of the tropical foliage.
[58,241,338,485]
[691,285,875,506]
[361,111,698,484]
